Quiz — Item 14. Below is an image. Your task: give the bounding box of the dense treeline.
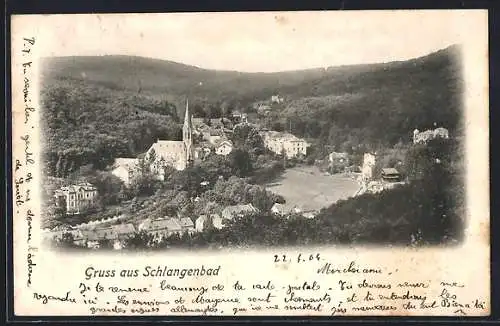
[41,79,181,177]
[262,46,463,154]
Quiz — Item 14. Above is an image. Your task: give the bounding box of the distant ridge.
[41,45,461,105]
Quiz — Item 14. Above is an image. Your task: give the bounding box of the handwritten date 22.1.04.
[274,253,322,264]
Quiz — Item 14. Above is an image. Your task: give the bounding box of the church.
[145,99,195,180]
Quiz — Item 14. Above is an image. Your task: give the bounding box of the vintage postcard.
[11,10,489,317]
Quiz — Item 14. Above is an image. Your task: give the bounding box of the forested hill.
[41,44,462,109]
[40,45,463,177]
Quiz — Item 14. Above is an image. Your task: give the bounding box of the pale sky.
[23,10,482,72]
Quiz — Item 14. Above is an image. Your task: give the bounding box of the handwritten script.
[15,36,38,287]
[27,258,487,316]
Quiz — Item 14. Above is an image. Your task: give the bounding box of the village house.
[138,217,188,239]
[328,152,349,165]
[271,95,284,104]
[214,139,234,156]
[195,215,209,232]
[381,168,402,182]
[257,104,272,116]
[361,152,377,181]
[204,129,225,145]
[413,127,450,144]
[221,204,259,221]
[261,131,309,158]
[209,118,225,129]
[271,202,302,216]
[54,183,98,215]
[212,214,225,229]
[231,110,248,123]
[80,223,136,249]
[302,211,316,219]
[111,158,140,186]
[194,145,212,160]
[195,214,220,232]
[178,217,196,234]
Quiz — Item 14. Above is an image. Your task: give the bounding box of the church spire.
[183,98,194,165]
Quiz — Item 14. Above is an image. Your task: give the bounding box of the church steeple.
[183,98,194,164]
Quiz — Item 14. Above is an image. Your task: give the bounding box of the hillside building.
[221,204,259,220]
[54,183,98,215]
[381,168,402,182]
[214,139,233,156]
[413,127,450,144]
[138,217,184,239]
[111,158,140,186]
[261,131,309,158]
[271,202,302,216]
[361,153,377,181]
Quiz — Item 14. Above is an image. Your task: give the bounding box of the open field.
[265,166,360,212]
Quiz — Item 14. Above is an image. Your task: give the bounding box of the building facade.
[361,153,377,181]
[145,99,195,178]
[54,183,98,215]
[111,158,140,186]
[215,139,233,156]
[261,131,308,158]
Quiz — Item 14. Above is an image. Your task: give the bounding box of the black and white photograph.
[37,12,467,251]
[10,10,490,317]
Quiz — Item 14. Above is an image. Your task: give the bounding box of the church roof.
[184,99,193,129]
[150,140,185,155]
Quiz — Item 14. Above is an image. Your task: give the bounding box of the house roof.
[209,129,224,136]
[56,183,97,195]
[272,202,301,214]
[214,138,233,148]
[382,168,400,175]
[222,204,258,220]
[196,215,208,223]
[139,218,183,232]
[329,152,349,159]
[82,228,116,241]
[113,223,136,235]
[179,217,194,228]
[262,131,305,143]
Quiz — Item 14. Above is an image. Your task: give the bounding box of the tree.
[123,231,155,250]
[148,148,156,164]
[228,149,253,177]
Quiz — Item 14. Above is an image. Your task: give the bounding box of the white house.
[261,131,309,158]
[361,153,377,181]
[271,202,302,216]
[111,158,140,186]
[196,215,209,232]
[413,127,450,144]
[215,139,233,156]
[328,152,349,164]
[178,217,195,234]
[271,95,284,103]
[54,183,98,215]
[212,214,225,229]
